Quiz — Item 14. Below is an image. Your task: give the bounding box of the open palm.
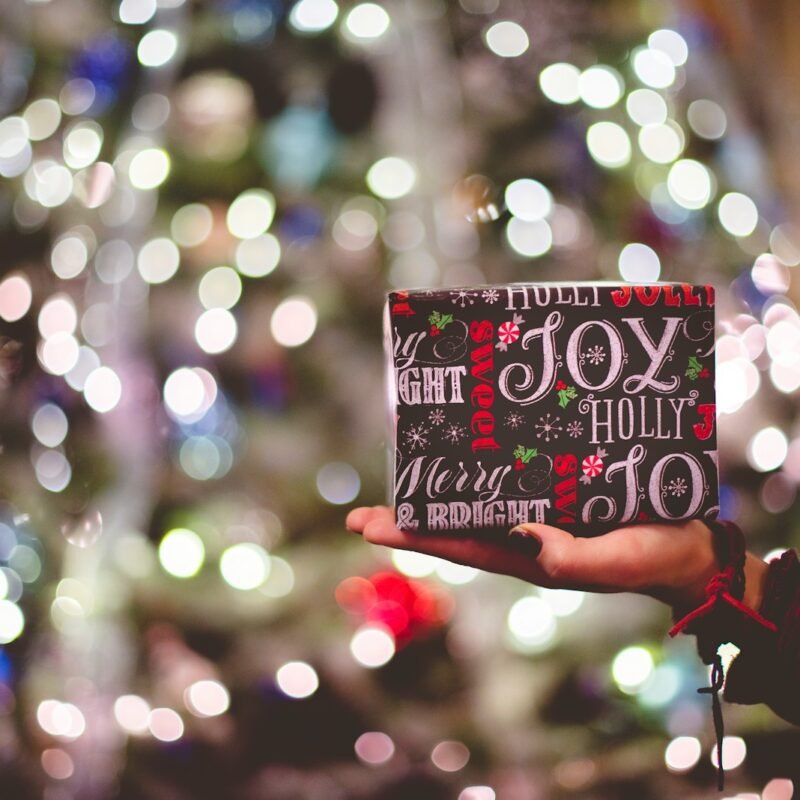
[346,506,718,611]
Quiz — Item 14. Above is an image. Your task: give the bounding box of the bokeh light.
[220,543,271,590]
[350,624,395,667]
[137,30,179,68]
[355,731,395,765]
[31,404,68,448]
[148,707,184,742]
[137,237,180,284]
[611,646,654,694]
[747,426,788,472]
[484,21,529,58]
[276,661,319,698]
[344,3,390,40]
[710,736,747,770]
[0,274,32,322]
[235,233,281,277]
[366,157,416,200]
[618,242,661,281]
[505,217,552,257]
[578,66,623,108]
[195,308,238,354]
[270,296,318,347]
[431,740,470,772]
[538,63,580,104]
[114,695,151,735]
[0,600,24,644]
[128,148,170,190]
[666,159,713,210]
[171,203,213,247]
[316,462,361,504]
[199,266,242,310]
[717,192,758,237]
[227,189,276,239]
[289,0,339,34]
[626,88,668,126]
[158,528,205,578]
[586,121,631,168]
[185,680,230,717]
[507,595,556,649]
[687,99,727,140]
[664,736,701,772]
[83,366,122,413]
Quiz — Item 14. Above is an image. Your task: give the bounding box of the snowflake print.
[566,420,583,438]
[583,345,606,365]
[442,423,467,445]
[505,411,525,430]
[404,424,430,452]
[428,408,446,426]
[535,413,562,442]
[666,477,688,497]
[451,290,475,308]
[481,288,500,304]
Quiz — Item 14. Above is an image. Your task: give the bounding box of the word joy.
[395,312,696,407]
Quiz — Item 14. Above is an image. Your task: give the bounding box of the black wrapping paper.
[384,283,719,536]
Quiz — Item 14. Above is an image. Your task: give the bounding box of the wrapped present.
[384,283,719,536]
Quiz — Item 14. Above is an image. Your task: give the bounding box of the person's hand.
[345,507,767,614]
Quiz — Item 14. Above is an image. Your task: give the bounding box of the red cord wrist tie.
[668,520,777,791]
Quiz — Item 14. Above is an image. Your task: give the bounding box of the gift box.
[384,282,719,536]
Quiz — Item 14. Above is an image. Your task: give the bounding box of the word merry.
[395,455,514,503]
[426,499,551,530]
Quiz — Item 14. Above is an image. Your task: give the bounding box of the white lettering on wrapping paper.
[396,366,467,405]
[426,499,551,530]
[394,456,513,503]
[621,317,683,393]
[393,328,427,370]
[601,443,647,523]
[498,311,563,405]
[565,320,625,391]
[648,453,705,519]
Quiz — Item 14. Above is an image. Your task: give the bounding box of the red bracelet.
[667,519,777,791]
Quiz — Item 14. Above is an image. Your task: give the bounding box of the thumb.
[508,522,625,592]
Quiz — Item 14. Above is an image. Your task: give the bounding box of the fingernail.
[508,526,542,556]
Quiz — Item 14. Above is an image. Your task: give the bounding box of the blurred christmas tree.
[0,0,799,798]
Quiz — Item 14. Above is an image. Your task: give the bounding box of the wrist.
[742,552,768,611]
[661,520,719,612]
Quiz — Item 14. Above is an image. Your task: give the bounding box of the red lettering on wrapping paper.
[681,283,702,306]
[611,286,632,307]
[634,285,661,306]
[469,320,493,342]
[553,454,578,524]
[391,291,415,317]
[469,321,500,453]
[664,285,682,306]
[471,382,494,409]
[703,284,715,306]
[693,403,716,440]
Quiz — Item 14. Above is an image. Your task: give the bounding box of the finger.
[345,506,392,533]
[511,522,662,592]
[362,517,556,585]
